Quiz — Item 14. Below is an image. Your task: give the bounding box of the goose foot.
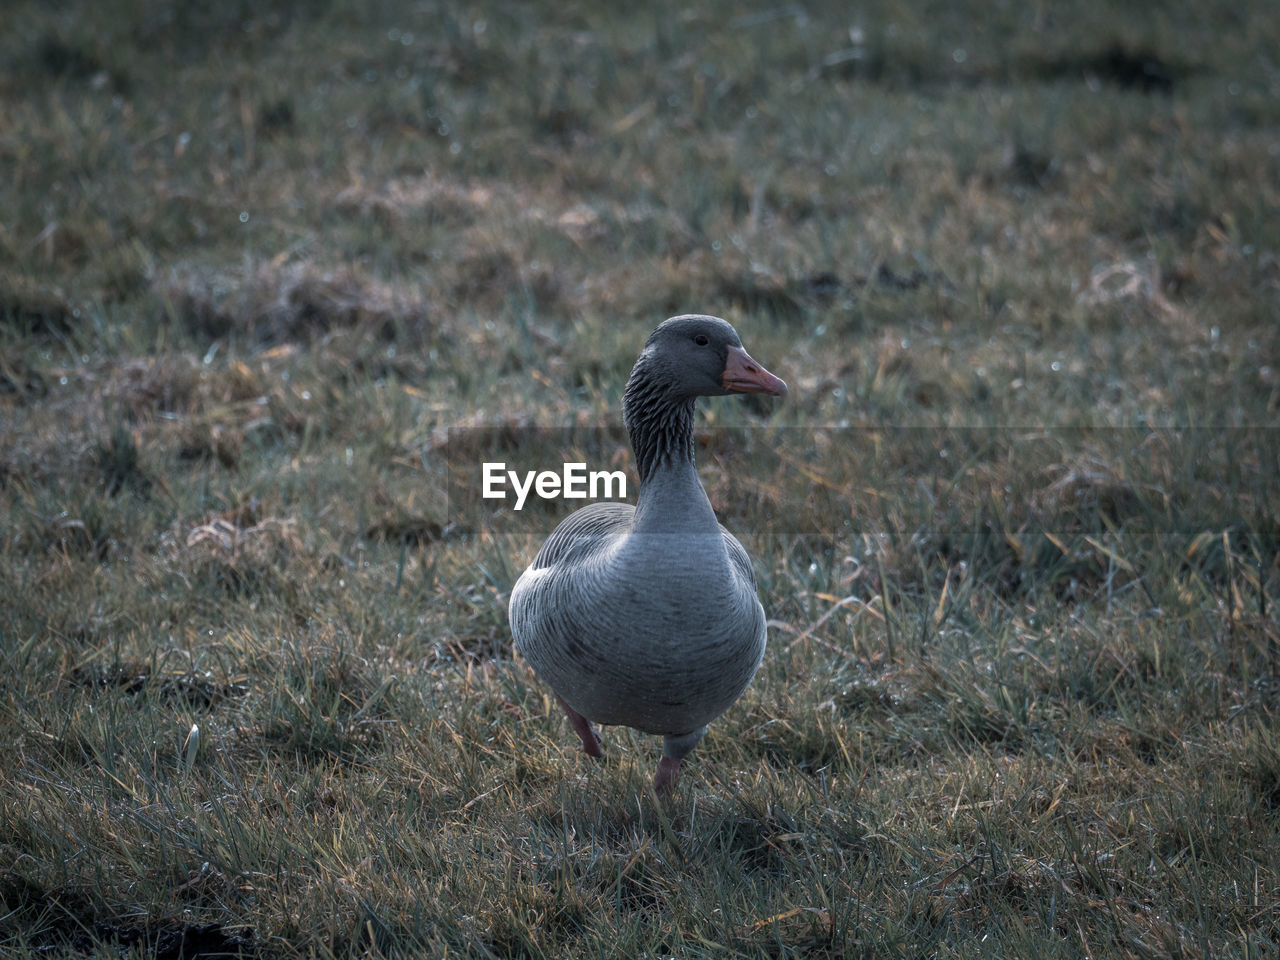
[556,694,604,758]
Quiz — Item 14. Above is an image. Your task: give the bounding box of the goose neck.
[623,379,695,486]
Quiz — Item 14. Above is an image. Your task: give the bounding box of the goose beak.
[722,345,788,397]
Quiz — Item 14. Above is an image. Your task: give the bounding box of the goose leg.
[654,727,707,794]
[555,693,604,758]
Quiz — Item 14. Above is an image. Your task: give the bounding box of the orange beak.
[721,345,788,397]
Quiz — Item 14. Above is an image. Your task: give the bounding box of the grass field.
[2,0,1279,956]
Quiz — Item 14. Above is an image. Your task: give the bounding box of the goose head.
[632,315,788,401]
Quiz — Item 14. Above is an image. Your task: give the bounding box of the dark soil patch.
[68,664,248,709]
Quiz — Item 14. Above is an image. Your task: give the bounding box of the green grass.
[2,0,1279,956]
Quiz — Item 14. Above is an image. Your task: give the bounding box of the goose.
[508,315,787,792]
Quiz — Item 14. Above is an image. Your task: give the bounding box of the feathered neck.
[622,355,696,485]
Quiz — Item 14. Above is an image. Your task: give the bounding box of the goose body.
[508,315,787,791]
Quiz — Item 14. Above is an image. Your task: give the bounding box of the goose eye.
[693,334,710,346]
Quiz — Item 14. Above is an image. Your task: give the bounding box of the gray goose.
[508,315,787,792]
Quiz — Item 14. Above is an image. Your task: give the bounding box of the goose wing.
[523,501,635,572]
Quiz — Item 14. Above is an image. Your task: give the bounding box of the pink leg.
[653,728,706,794]
[653,756,682,794]
[556,694,604,758]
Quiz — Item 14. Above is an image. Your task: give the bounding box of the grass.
[2,0,1278,956]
